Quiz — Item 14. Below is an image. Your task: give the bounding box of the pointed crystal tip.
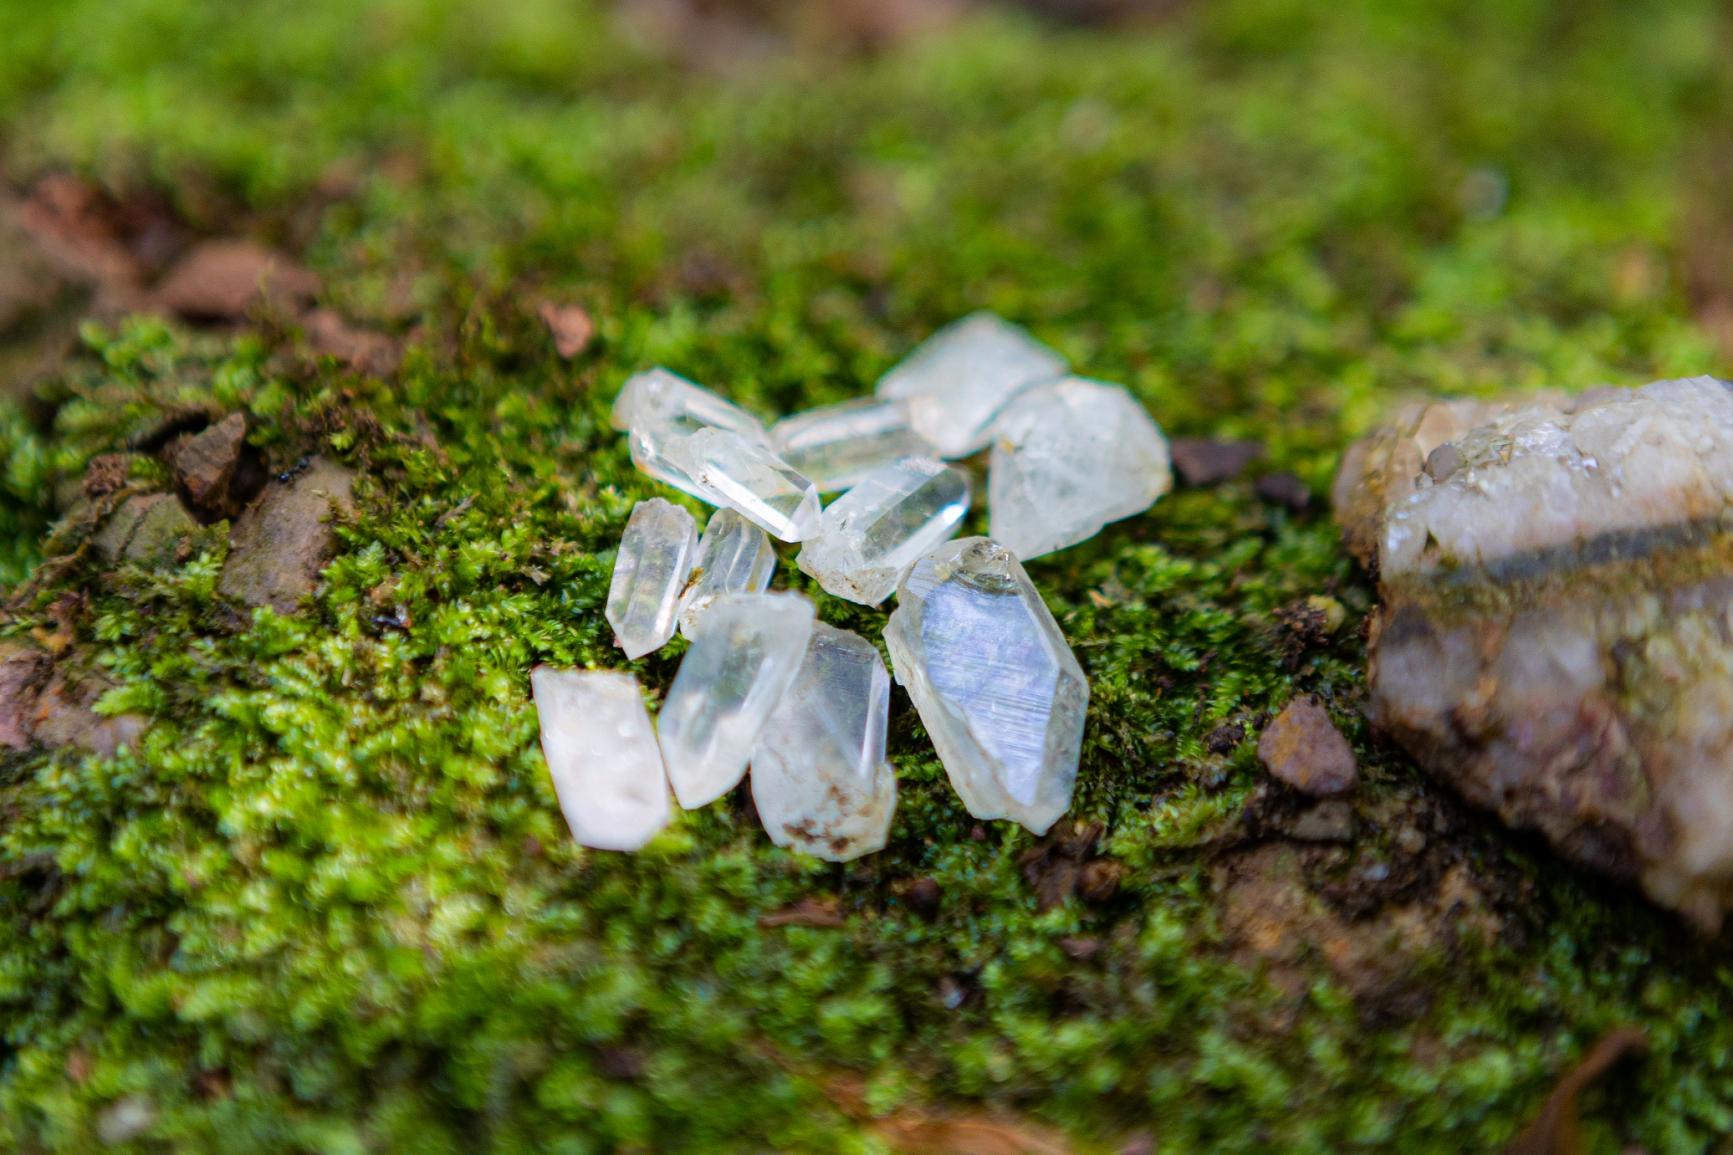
[532,667,672,851]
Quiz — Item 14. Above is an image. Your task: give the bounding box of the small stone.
[770,397,935,492]
[1288,800,1356,842]
[1254,471,1312,511]
[616,367,768,499]
[1077,859,1123,904]
[905,876,942,916]
[658,592,815,808]
[219,458,355,612]
[751,622,898,861]
[167,412,247,514]
[154,239,317,320]
[537,300,594,359]
[885,538,1089,833]
[1170,437,1263,486]
[0,644,49,750]
[988,376,1172,559]
[1258,696,1358,797]
[676,427,822,542]
[875,312,1066,458]
[530,667,671,851]
[606,498,699,660]
[30,665,148,756]
[92,493,197,566]
[796,457,969,606]
[678,508,776,637]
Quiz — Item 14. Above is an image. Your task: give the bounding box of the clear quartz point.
[618,367,769,500]
[770,397,936,492]
[875,312,1066,458]
[606,497,698,659]
[989,376,1173,559]
[676,427,822,542]
[796,457,970,606]
[657,592,816,808]
[751,623,897,861]
[884,537,1088,834]
[531,667,671,851]
[678,508,777,637]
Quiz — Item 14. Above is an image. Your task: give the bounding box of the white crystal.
[795,457,970,606]
[606,498,698,659]
[876,312,1067,458]
[531,667,671,851]
[619,368,769,500]
[751,623,897,861]
[988,376,1173,559]
[770,397,936,492]
[658,592,816,808]
[678,508,777,637]
[674,427,822,542]
[884,537,1088,834]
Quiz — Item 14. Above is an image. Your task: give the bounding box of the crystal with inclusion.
[884,537,1088,834]
[606,498,698,659]
[618,368,769,500]
[675,427,822,542]
[876,312,1067,458]
[796,457,970,606]
[531,667,671,851]
[658,592,816,808]
[678,508,777,637]
[989,376,1173,560]
[770,397,936,492]
[751,623,897,861]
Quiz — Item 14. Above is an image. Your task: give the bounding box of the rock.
[30,666,148,756]
[885,538,1089,834]
[770,397,935,493]
[81,453,135,498]
[1287,800,1356,842]
[1334,376,1733,928]
[1254,471,1312,511]
[606,498,699,660]
[154,239,317,320]
[166,413,247,514]
[796,457,970,606]
[0,644,50,750]
[678,508,776,638]
[303,309,399,375]
[1258,696,1357,797]
[875,312,1067,458]
[537,300,594,359]
[677,427,821,542]
[751,623,897,861]
[96,1095,156,1145]
[218,458,355,612]
[530,667,671,851]
[987,376,1172,560]
[617,367,767,499]
[91,493,197,566]
[657,592,815,808]
[1170,437,1263,486]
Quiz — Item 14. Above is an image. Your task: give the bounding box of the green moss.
[1,1,1731,1151]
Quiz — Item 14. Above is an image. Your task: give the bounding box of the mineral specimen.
[795,457,970,606]
[770,397,935,492]
[678,508,777,637]
[530,667,671,851]
[658,592,816,808]
[875,312,1066,458]
[751,623,897,861]
[618,367,770,500]
[884,537,1088,833]
[675,428,822,542]
[1337,375,1733,927]
[606,497,698,659]
[988,376,1172,559]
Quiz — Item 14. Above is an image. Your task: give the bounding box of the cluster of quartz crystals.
[538,312,1169,857]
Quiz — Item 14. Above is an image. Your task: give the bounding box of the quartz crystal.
[674,427,822,542]
[988,376,1173,559]
[884,537,1088,833]
[530,667,671,851]
[658,592,815,808]
[751,623,897,861]
[770,397,936,492]
[876,312,1067,458]
[618,368,769,500]
[796,457,970,606]
[606,498,698,659]
[678,508,777,637]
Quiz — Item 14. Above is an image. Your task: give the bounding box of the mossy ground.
[1,1,1731,1151]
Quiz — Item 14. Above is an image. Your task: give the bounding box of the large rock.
[1336,376,1733,928]
[219,458,355,612]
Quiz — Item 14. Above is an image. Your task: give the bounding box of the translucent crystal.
[606,498,698,659]
[751,623,897,861]
[530,667,671,851]
[675,427,822,542]
[678,508,777,637]
[618,368,768,500]
[657,592,816,808]
[989,376,1173,559]
[884,537,1088,834]
[795,457,970,606]
[876,312,1067,458]
[770,397,936,492]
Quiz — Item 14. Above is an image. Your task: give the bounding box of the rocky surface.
[217,458,355,612]
[166,412,248,515]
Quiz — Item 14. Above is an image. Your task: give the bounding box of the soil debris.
[758,896,845,928]
[1169,437,1263,486]
[1254,471,1312,511]
[537,300,595,359]
[0,643,50,750]
[154,239,318,321]
[1258,696,1357,797]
